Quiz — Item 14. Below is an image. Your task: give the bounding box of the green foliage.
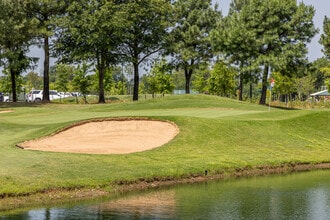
[27,0,70,102]
[23,72,43,91]
[0,0,39,101]
[54,64,75,92]
[272,72,295,96]
[294,75,315,100]
[320,67,330,91]
[310,58,330,90]
[320,16,330,59]
[192,71,208,94]
[171,70,186,90]
[212,0,317,104]
[208,61,237,97]
[119,0,173,101]
[168,0,221,94]
[146,59,175,96]
[55,0,125,103]
[72,63,93,102]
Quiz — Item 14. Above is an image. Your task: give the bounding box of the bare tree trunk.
[185,68,192,94]
[98,57,106,104]
[133,61,139,101]
[10,68,17,102]
[259,64,269,105]
[43,35,50,102]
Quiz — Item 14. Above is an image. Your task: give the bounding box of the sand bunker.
[20,120,179,154]
[0,110,14,114]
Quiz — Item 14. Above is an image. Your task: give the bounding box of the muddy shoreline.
[1,162,329,212]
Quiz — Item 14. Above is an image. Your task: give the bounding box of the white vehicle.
[26,90,61,102]
[3,95,9,102]
[0,92,10,102]
[58,92,72,98]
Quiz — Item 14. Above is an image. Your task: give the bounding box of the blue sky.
[213,0,330,61]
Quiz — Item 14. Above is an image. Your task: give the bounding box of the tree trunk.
[98,57,106,103]
[10,68,17,102]
[43,35,50,102]
[133,61,139,101]
[249,80,253,101]
[259,64,269,105]
[184,68,192,94]
[238,73,243,101]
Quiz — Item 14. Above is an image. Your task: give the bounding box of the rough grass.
[0,95,329,203]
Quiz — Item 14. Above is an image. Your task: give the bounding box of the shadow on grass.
[270,105,301,110]
[0,102,42,108]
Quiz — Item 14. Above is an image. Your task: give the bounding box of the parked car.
[0,92,10,102]
[3,95,9,102]
[26,90,61,102]
[58,92,72,98]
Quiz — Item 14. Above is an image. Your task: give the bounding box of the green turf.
[0,95,329,197]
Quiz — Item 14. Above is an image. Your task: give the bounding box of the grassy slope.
[0,95,329,197]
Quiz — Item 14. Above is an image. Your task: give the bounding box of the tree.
[119,0,173,101]
[153,59,174,96]
[144,59,174,97]
[0,0,38,102]
[192,67,210,94]
[91,67,116,97]
[294,75,314,100]
[54,63,75,93]
[211,0,257,101]
[320,16,330,59]
[213,0,317,105]
[272,72,295,106]
[72,63,92,103]
[171,70,186,91]
[24,71,43,90]
[168,0,221,94]
[310,58,330,90]
[320,67,330,91]
[145,72,158,98]
[55,0,124,103]
[208,61,237,97]
[28,0,70,102]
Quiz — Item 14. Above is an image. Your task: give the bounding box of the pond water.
[1,170,330,220]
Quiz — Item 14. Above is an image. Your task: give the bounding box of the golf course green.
[0,95,329,210]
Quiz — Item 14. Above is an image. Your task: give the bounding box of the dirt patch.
[18,119,179,154]
[0,110,14,114]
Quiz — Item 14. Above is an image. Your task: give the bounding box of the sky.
[213,0,330,61]
[26,1,330,74]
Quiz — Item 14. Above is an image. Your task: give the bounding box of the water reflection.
[90,191,176,219]
[1,170,329,220]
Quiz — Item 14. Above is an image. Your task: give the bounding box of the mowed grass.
[0,95,329,197]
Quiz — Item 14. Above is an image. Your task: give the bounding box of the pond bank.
[1,162,329,212]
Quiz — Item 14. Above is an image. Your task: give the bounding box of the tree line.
[0,0,330,103]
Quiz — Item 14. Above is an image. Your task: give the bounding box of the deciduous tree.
[208,61,237,97]
[0,0,38,102]
[55,0,124,103]
[119,0,173,101]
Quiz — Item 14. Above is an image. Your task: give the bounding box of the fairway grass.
[0,95,329,211]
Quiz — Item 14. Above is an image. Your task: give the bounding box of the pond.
[1,170,329,220]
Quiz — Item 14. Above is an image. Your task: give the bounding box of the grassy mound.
[0,95,329,201]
